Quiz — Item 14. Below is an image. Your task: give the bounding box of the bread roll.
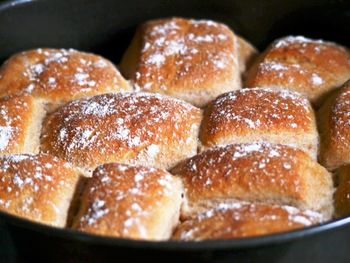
[0,154,82,227]
[173,202,323,240]
[334,165,350,217]
[120,17,240,107]
[41,92,201,172]
[237,35,258,80]
[0,94,45,155]
[200,88,318,159]
[171,142,333,219]
[73,163,183,240]
[0,48,131,110]
[318,80,350,170]
[245,36,350,106]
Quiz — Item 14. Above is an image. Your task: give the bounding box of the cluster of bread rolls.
[0,17,349,241]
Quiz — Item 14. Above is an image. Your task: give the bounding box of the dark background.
[0,0,349,64]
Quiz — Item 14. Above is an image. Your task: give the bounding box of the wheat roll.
[0,94,45,155]
[41,92,201,171]
[200,88,318,159]
[236,35,258,80]
[245,36,350,106]
[171,142,334,219]
[318,80,350,170]
[173,202,323,240]
[0,154,82,227]
[73,163,183,240]
[333,165,350,217]
[120,17,240,107]
[0,48,131,110]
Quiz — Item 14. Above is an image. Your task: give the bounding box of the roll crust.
[173,202,323,240]
[0,94,45,155]
[171,142,333,219]
[200,88,318,159]
[334,165,350,217]
[120,17,240,107]
[236,35,258,80]
[318,80,350,170]
[73,163,183,240]
[41,92,201,171]
[0,154,81,227]
[0,48,131,109]
[245,36,350,105]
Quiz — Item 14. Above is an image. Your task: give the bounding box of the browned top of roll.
[41,92,201,170]
[245,36,350,104]
[172,142,333,217]
[122,17,238,93]
[74,163,182,240]
[0,48,131,106]
[319,80,350,169]
[0,154,81,226]
[173,202,323,240]
[0,94,34,154]
[200,88,314,144]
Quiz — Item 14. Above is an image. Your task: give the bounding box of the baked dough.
[173,202,323,240]
[245,36,350,106]
[73,163,183,240]
[0,48,131,110]
[120,17,241,107]
[0,154,82,227]
[200,88,318,159]
[0,94,45,155]
[41,92,201,172]
[171,142,333,219]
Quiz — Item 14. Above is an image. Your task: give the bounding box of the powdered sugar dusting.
[310,73,323,86]
[135,18,236,91]
[330,84,350,144]
[176,202,323,240]
[0,95,32,153]
[0,126,13,151]
[146,54,166,67]
[78,163,179,238]
[204,88,312,142]
[14,48,122,97]
[177,142,302,207]
[273,35,325,49]
[0,154,78,223]
[81,199,109,225]
[42,92,200,169]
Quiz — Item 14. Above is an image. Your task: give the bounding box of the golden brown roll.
[200,88,318,159]
[245,36,350,106]
[171,142,334,219]
[0,48,131,110]
[318,80,350,170]
[41,92,201,171]
[73,163,183,240]
[334,165,350,217]
[0,153,82,227]
[120,17,240,107]
[0,94,45,155]
[173,202,323,240]
[236,35,258,80]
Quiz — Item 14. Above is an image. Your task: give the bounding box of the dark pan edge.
[2,209,350,250]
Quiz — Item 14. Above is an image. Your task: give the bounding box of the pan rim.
[2,209,350,250]
[1,0,350,251]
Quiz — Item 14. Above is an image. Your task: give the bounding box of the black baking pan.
[0,0,350,262]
